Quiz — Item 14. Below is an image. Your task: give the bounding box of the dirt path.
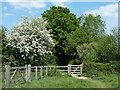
[71,74,106,88]
[71,74,88,79]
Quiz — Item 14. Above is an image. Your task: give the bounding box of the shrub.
[69,59,81,65]
[83,61,118,77]
[47,67,71,77]
[47,67,60,77]
[41,53,57,66]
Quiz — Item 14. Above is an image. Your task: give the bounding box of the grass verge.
[10,73,118,88]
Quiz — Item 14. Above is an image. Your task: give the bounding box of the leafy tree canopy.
[0,26,16,66]
[96,34,118,63]
[42,6,81,65]
[77,42,98,63]
[80,14,106,41]
[77,28,118,63]
[65,14,106,63]
[42,6,80,46]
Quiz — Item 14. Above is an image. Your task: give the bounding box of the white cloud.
[51,2,67,7]
[2,0,119,2]
[2,0,46,9]
[3,6,8,10]
[49,0,70,7]
[5,13,14,16]
[85,3,118,18]
[2,0,70,9]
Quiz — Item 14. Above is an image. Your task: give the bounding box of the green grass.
[10,73,118,88]
[0,72,2,89]
[90,73,118,88]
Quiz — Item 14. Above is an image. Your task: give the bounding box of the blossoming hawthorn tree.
[6,16,55,65]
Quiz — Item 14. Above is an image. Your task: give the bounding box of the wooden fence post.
[46,66,48,76]
[70,65,71,74]
[35,66,37,80]
[41,66,43,78]
[68,65,71,74]
[5,65,10,88]
[28,64,31,82]
[25,65,28,82]
[54,66,55,70]
[68,65,69,74]
[80,63,83,75]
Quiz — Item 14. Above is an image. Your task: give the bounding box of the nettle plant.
[6,16,55,64]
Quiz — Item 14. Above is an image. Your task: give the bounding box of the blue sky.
[0,0,118,34]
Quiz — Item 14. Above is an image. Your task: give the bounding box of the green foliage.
[69,60,74,65]
[0,26,16,66]
[42,7,106,66]
[65,14,106,64]
[69,59,81,65]
[76,28,118,73]
[47,68,70,77]
[42,6,107,66]
[0,26,9,63]
[96,34,118,63]
[77,42,97,62]
[110,27,118,42]
[42,6,80,65]
[83,61,118,76]
[42,6,80,45]
[33,53,57,66]
[81,14,106,41]
[47,68,57,77]
[42,54,57,65]
[65,27,89,61]
[67,14,106,51]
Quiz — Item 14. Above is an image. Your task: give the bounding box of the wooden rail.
[4,64,83,88]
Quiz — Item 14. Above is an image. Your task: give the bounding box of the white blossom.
[6,16,55,61]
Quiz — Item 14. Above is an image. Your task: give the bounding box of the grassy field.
[10,73,118,88]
